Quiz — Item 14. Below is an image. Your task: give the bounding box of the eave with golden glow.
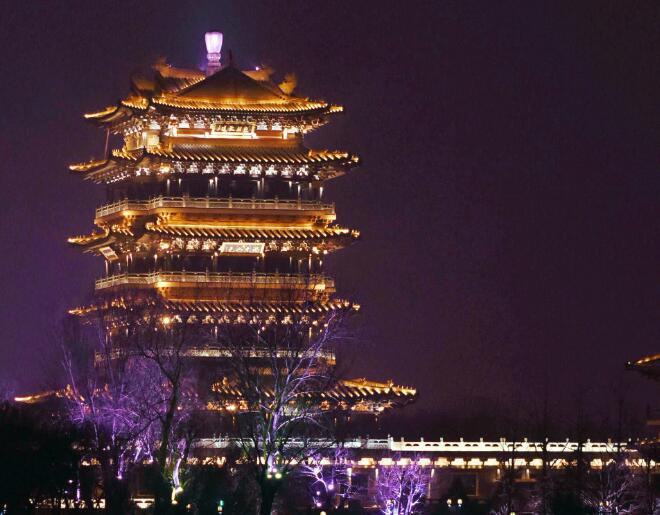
[627,353,660,380]
[210,377,417,414]
[145,222,359,241]
[70,297,358,318]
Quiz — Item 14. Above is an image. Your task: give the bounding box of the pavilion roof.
[84,65,342,122]
[176,65,284,102]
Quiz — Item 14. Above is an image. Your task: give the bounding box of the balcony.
[95,196,335,220]
[95,271,334,292]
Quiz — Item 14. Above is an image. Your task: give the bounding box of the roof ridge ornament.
[205,32,223,75]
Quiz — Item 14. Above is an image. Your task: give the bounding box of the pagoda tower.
[68,34,416,413]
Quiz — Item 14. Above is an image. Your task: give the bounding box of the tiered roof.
[85,64,342,127]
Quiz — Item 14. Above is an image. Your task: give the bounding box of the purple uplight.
[205,32,223,74]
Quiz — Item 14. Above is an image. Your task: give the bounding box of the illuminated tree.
[110,302,203,514]
[582,449,659,515]
[300,447,355,511]
[60,314,157,514]
[375,455,429,515]
[213,302,353,515]
[61,298,203,515]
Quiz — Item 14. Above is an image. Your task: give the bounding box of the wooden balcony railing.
[95,271,334,291]
[95,196,334,219]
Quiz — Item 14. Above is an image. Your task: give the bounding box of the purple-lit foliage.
[375,455,429,515]
[300,448,354,510]
[60,315,157,513]
[110,302,203,511]
[61,299,203,513]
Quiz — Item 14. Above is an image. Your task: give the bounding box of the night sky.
[1,1,659,427]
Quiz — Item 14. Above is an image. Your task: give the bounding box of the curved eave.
[69,159,113,174]
[342,378,418,398]
[14,390,60,404]
[144,222,360,242]
[83,105,119,120]
[71,298,359,318]
[151,96,341,116]
[83,101,142,127]
[145,147,359,167]
[631,353,660,366]
[82,96,342,126]
[627,353,660,379]
[67,229,111,250]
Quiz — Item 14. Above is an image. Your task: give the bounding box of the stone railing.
[192,437,628,455]
[95,271,333,291]
[96,347,336,363]
[95,196,334,218]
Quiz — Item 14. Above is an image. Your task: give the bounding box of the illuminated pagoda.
[67,33,416,415]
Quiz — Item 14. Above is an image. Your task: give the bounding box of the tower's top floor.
[86,33,342,136]
[72,33,358,186]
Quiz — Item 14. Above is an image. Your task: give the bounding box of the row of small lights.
[105,164,318,184]
[131,163,311,177]
[123,117,307,133]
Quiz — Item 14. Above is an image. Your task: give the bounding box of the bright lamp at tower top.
[205,32,223,72]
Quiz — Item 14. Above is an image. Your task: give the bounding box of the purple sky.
[1,1,658,425]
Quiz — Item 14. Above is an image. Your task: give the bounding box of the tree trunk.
[154,384,179,515]
[100,456,128,515]
[259,481,279,515]
[153,477,172,515]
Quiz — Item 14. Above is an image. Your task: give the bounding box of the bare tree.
[299,447,355,511]
[633,441,660,515]
[212,299,353,515]
[64,296,204,514]
[374,454,429,515]
[112,302,203,514]
[60,314,156,514]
